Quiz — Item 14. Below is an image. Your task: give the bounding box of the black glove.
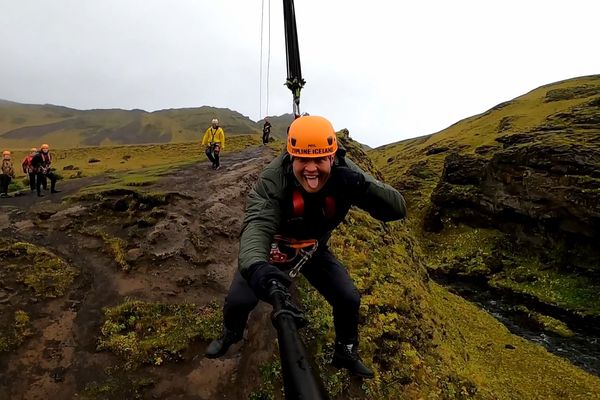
[247,261,292,301]
[327,166,368,201]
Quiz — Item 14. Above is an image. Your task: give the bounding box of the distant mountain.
[0,100,272,149]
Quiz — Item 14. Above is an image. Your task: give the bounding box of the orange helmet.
[41,144,49,150]
[287,116,338,158]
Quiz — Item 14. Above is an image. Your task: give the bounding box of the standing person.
[31,144,60,197]
[201,118,225,170]
[22,147,38,192]
[0,150,16,198]
[262,118,272,145]
[205,116,407,379]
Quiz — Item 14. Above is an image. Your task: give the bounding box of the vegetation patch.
[81,369,154,400]
[489,257,600,318]
[97,300,221,368]
[0,310,33,353]
[513,306,574,337]
[83,229,130,272]
[0,242,78,298]
[430,283,600,400]
[248,359,282,400]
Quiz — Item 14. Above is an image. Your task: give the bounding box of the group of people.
[0,144,59,198]
[200,118,272,169]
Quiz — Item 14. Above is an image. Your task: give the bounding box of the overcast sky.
[1,0,599,147]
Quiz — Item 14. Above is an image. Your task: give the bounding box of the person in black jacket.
[31,144,60,197]
[262,118,272,145]
[205,116,407,379]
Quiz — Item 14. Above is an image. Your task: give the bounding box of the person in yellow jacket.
[201,118,225,170]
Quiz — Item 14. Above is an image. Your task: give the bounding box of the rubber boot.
[205,329,243,359]
[332,342,374,379]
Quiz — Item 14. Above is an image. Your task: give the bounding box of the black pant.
[0,174,11,195]
[223,249,360,344]
[262,131,270,144]
[28,172,36,191]
[205,145,220,167]
[37,172,57,194]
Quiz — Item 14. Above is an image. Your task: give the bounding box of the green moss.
[0,242,78,298]
[0,310,33,353]
[490,261,600,318]
[81,370,154,400]
[97,300,221,368]
[248,359,281,400]
[430,284,600,400]
[514,306,574,337]
[83,230,130,272]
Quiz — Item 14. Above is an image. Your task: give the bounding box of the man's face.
[42,149,48,154]
[292,155,334,193]
[212,123,218,128]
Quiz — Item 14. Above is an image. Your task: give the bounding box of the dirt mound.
[0,147,277,400]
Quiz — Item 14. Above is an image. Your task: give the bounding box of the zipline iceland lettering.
[290,147,335,155]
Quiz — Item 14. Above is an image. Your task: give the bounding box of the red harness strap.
[291,189,336,219]
[292,189,305,218]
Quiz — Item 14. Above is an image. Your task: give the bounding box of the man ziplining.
[205,115,407,379]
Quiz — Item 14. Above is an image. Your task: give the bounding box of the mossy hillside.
[278,139,600,399]
[97,300,221,368]
[294,208,600,399]
[424,223,600,319]
[430,283,600,400]
[370,75,600,322]
[370,75,600,213]
[0,241,78,298]
[0,310,33,353]
[488,254,600,319]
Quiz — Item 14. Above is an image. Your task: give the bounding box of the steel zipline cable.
[259,0,272,120]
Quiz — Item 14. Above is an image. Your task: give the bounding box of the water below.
[432,275,600,377]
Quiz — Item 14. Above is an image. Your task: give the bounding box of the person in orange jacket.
[22,147,38,192]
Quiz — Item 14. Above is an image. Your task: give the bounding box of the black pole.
[268,282,329,400]
[283,0,302,84]
[282,0,305,117]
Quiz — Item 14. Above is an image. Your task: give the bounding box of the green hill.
[0,100,273,149]
[371,75,600,326]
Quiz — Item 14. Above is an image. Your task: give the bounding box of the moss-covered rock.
[97,300,221,368]
[0,242,78,298]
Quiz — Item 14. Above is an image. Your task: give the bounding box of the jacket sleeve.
[201,128,209,146]
[219,128,225,149]
[345,158,407,222]
[238,163,285,279]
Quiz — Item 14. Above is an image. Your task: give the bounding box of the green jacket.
[238,148,407,278]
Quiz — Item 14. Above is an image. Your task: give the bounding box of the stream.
[432,274,600,377]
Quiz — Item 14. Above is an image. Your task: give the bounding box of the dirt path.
[0,147,279,400]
